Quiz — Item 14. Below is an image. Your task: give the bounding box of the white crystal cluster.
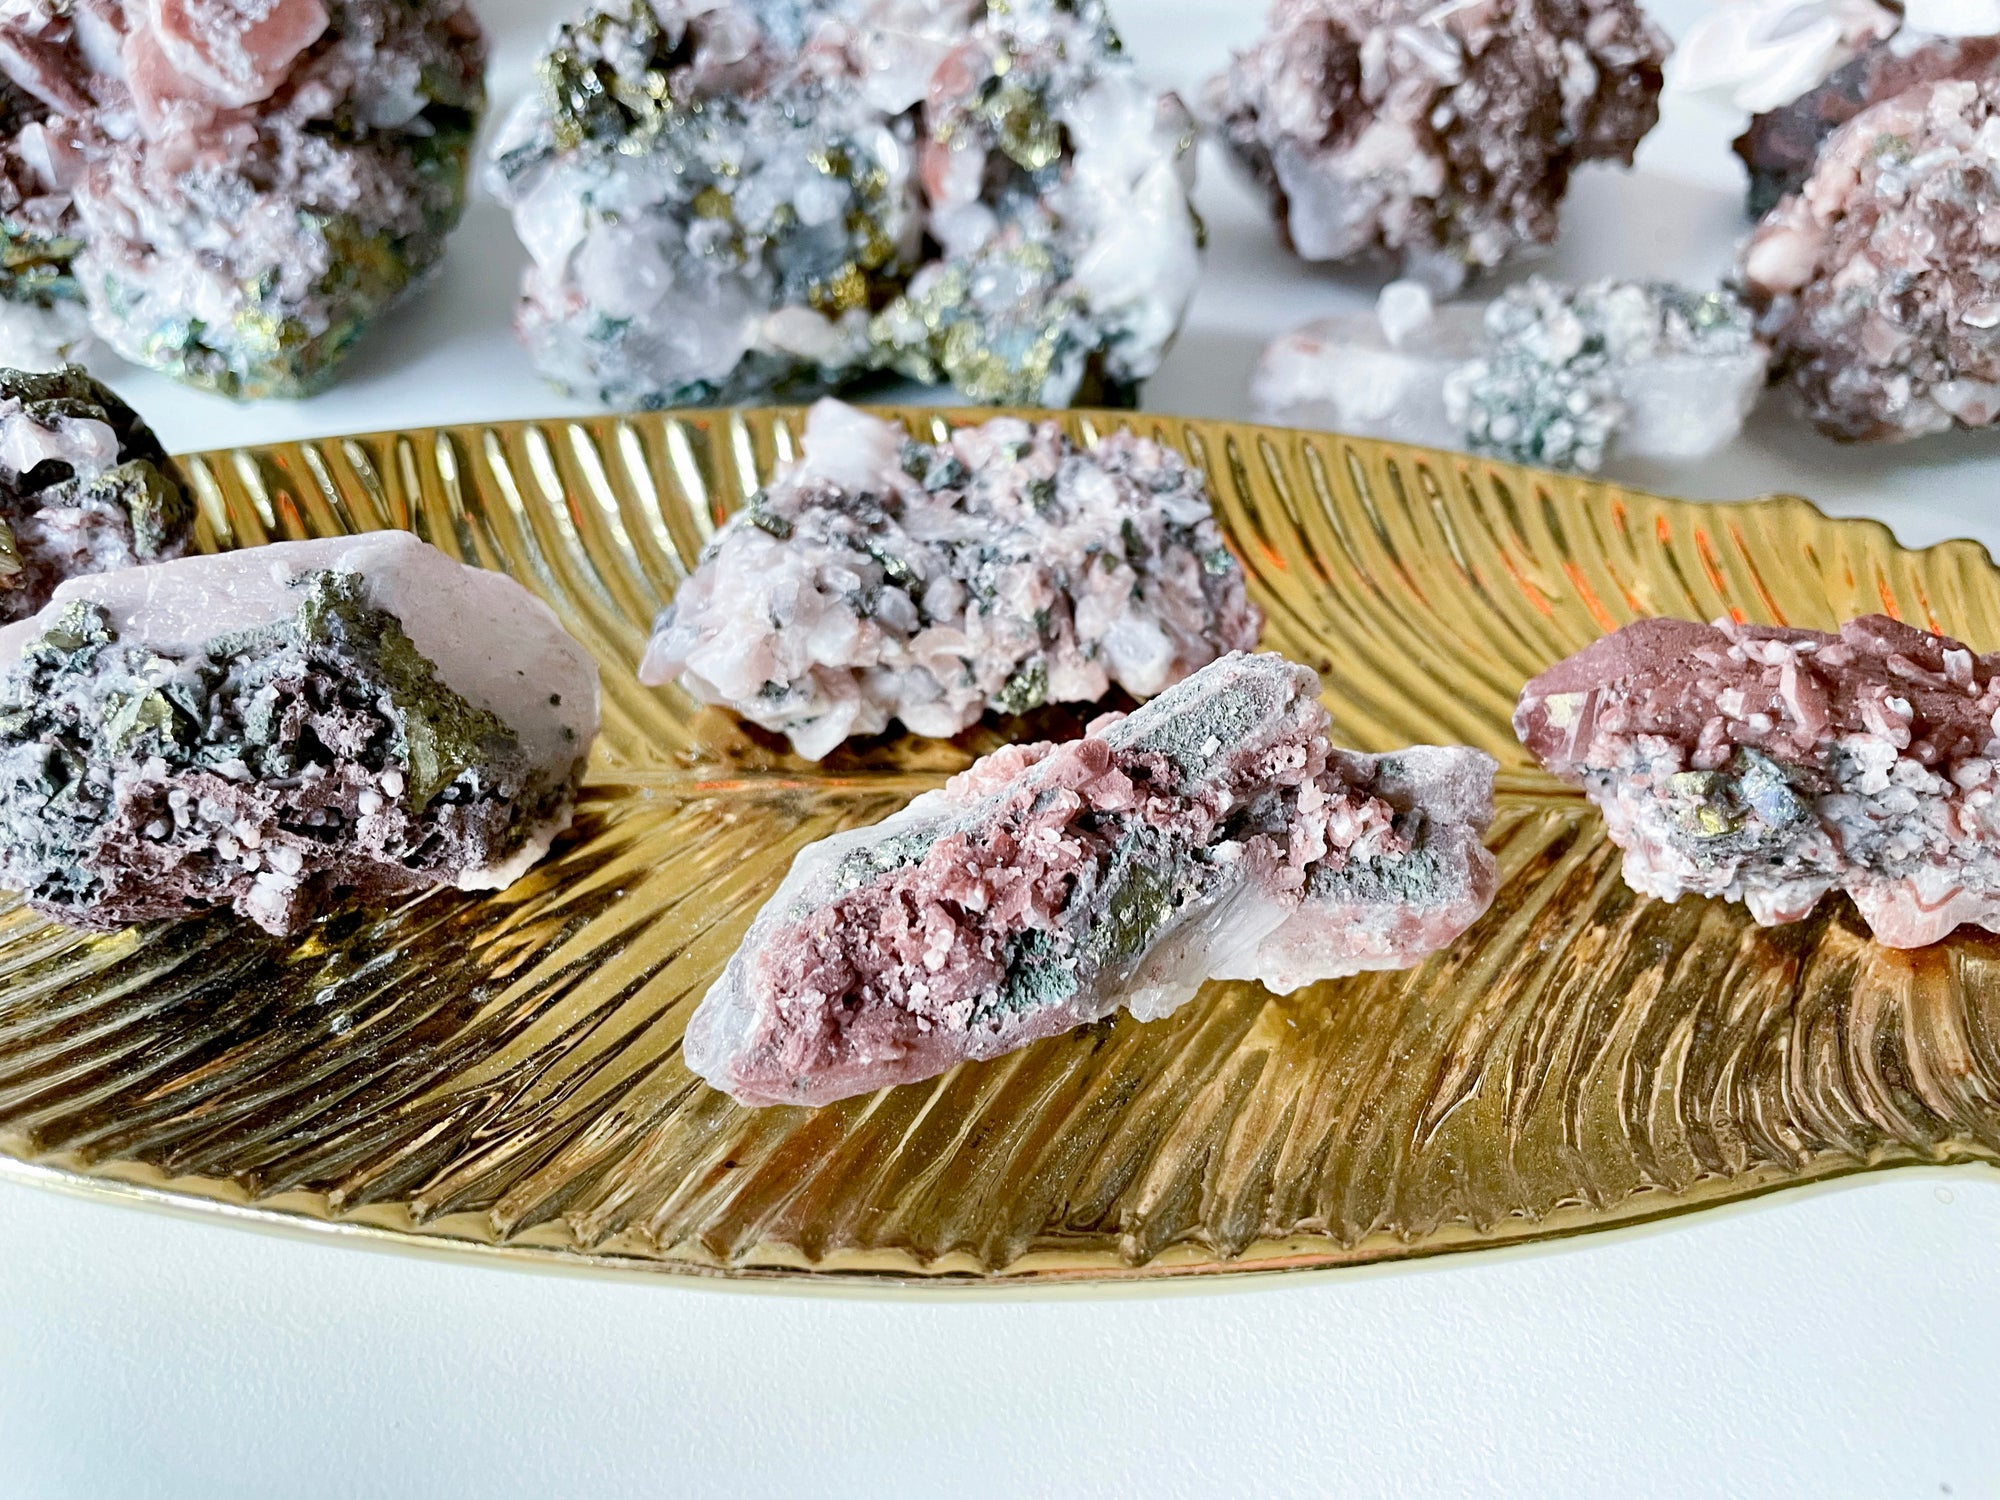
[486,0,1201,409]
[640,400,1262,759]
[1255,278,1769,472]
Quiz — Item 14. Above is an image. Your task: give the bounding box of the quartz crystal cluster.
[689,651,1498,1106]
[486,0,1201,409]
[1206,0,1671,288]
[1254,278,1767,472]
[0,532,599,935]
[0,0,487,397]
[0,365,190,623]
[1517,614,2000,949]
[1741,76,2000,442]
[642,400,1262,759]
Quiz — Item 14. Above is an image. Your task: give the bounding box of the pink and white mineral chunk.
[1517,615,2000,947]
[641,399,1263,759]
[688,651,1499,1107]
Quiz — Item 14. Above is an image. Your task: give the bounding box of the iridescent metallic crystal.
[1207,0,1670,287]
[488,0,1201,409]
[689,650,1498,1107]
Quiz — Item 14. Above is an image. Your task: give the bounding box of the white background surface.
[3,2,1999,1496]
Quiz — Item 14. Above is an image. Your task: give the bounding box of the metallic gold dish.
[1,409,1996,1286]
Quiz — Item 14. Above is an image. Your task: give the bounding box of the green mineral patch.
[1086,856,1173,969]
[979,927,1079,1023]
[994,659,1047,715]
[292,570,518,807]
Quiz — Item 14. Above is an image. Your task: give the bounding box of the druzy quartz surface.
[0,0,487,396]
[1518,615,2000,948]
[486,0,1202,409]
[688,650,1498,1107]
[0,532,599,935]
[1206,0,1670,289]
[642,400,1261,759]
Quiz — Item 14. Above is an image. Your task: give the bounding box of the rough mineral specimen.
[0,531,599,935]
[1670,0,1900,118]
[0,365,191,622]
[486,0,1201,409]
[1205,0,1672,288]
[642,399,1262,759]
[1516,614,2000,948]
[1741,77,2000,442]
[0,0,487,397]
[1254,278,1768,471]
[1732,34,2000,218]
[689,651,1499,1106]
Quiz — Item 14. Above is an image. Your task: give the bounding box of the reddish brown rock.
[1517,614,2000,947]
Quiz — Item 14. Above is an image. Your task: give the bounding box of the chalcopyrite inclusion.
[689,650,1499,1107]
[1254,278,1767,472]
[1206,0,1670,288]
[0,364,191,623]
[1517,615,2000,949]
[0,532,599,935]
[487,0,1201,410]
[0,0,487,398]
[1742,76,2000,442]
[641,400,1262,759]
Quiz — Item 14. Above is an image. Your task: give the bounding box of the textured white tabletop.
[5,3,1999,1496]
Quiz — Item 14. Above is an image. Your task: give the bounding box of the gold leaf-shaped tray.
[2,409,1997,1287]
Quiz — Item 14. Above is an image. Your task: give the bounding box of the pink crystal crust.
[1517,614,2000,947]
[688,651,1498,1107]
[641,400,1263,759]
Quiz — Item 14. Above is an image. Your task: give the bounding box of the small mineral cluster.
[0,0,487,397]
[1254,278,1767,472]
[0,366,191,622]
[1516,614,2000,948]
[486,0,1201,409]
[642,400,1262,759]
[1741,76,2000,442]
[0,532,599,934]
[1206,0,1671,288]
[688,651,1498,1106]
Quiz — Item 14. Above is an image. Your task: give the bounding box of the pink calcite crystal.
[642,399,1263,759]
[1516,615,2000,948]
[687,651,1498,1107]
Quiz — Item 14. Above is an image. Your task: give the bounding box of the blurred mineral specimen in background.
[1205,0,1671,290]
[0,0,487,398]
[1741,75,2000,442]
[1254,278,1767,472]
[487,0,1202,410]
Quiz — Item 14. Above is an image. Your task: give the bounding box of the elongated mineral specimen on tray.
[1205,0,1670,288]
[1516,615,2000,948]
[0,531,599,935]
[0,365,191,622]
[641,400,1262,759]
[486,0,1200,409]
[688,651,1498,1107]
[1741,76,2000,442]
[0,0,487,397]
[1254,278,1767,471]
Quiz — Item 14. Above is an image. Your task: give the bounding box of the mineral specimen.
[0,365,191,623]
[689,651,1498,1106]
[1254,278,1768,471]
[1205,0,1672,288]
[0,531,599,935]
[641,399,1262,759]
[1516,614,2000,948]
[486,0,1201,409]
[1741,76,2000,442]
[0,0,487,398]
[1670,0,1900,117]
